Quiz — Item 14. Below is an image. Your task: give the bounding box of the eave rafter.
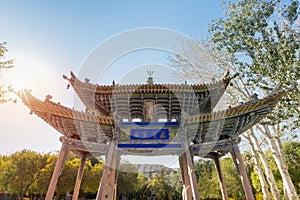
[185,90,285,143]
[17,87,285,153]
[185,90,284,123]
[17,90,115,140]
[63,71,235,114]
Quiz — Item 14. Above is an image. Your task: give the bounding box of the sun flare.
[4,68,32,92]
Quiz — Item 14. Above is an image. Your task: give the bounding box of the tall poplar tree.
[208,0,299,199]
[170,1,299,199]
[209,0,300,131]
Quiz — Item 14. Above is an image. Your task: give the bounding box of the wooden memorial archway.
[18,72,285,200]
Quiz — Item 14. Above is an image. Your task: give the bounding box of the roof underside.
[18,89,285,155]
[65,72,233,116]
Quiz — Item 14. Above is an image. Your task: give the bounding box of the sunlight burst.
[5,68,31,92]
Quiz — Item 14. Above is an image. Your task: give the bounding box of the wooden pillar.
[179,156,192,200]
[72,153,87,200]
[230,144,255,200]
[96,140,118,200]
[212,154,229,200]
[179,148,200,200]
[46,142,70,200]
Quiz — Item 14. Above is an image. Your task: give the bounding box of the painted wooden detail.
[16,72,286,200]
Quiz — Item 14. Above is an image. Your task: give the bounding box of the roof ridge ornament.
[147,70,154,85]
[221,70,230,79]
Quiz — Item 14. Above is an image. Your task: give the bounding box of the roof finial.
[147,70,154,85]
[147,70,154,77]
[45,94,52,102]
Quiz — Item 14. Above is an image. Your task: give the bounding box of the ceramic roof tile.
[184,90,285,123]
[66,71,232,94]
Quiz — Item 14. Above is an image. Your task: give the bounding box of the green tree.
[194,157,249,199]
[169,170,182,199]
[261,141,300,198]
[245,131,274,200]
[281,141,300,194]
[251,166,264,199]
[194,159,221,199]
[54,153,81,199]
[30,154,57,196]
[209,0,300,130]
[81,158,104,196]
[209,1,299,199]
[221,157,245,200]
[170,0,299,199]
[116,162,139,199]
[134,173,151,199]
[0,152,106,199]
[32,152,89,199]
[147,168,174,200]
[28,153,104,199]
[0,150,48,200]
[170,37,283,199]
[0,155,8,192]
[0,42,14,103]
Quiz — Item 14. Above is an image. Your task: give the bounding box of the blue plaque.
[120,122,179,126]
[130,128,169,140]
[118,143,182,148]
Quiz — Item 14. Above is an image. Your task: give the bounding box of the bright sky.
[0,1,224,167]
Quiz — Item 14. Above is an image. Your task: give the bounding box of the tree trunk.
[244,132,271,200]
[250,128,281,200]
[56,193,60,200]
[257,125,298,200]
[19,183,32,200]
